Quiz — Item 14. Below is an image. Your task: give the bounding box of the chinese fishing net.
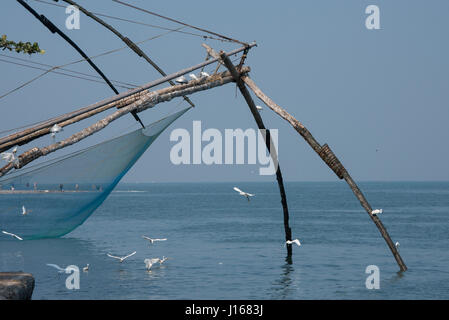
[0,108,189,240]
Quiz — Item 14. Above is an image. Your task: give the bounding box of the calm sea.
[1,181,448,299]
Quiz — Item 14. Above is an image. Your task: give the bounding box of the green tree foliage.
[0,35,45,55]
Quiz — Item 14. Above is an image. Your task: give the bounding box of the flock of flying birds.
[0,70,400,279]
[1,187,400,251]
[46,236,169,274]
[105,236,170,271]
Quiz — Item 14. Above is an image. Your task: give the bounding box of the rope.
[0,53,138,88]
[0,58,135,90]
[31,0,233,42]
[111,0,248,45]
[0,27,183,101]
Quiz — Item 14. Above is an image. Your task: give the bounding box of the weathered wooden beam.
[0,43,256,152]
[0,67,249,178]
[242,76,407,272]
[219,51,294,258]
[0,94,141,152]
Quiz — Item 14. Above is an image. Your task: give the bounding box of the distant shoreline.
[0,190,98,194]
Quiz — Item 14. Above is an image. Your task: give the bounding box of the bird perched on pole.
[189,73,199,80]
[1,146,18,164]
[175,75,188,84]
[50,124,64,140]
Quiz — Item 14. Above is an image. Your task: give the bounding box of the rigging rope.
[0,53,139,88]
[60,0,195,109]
[31,0,235,42]
[0,27,183,101]
[0,57,136,90]
[111,0,248,45]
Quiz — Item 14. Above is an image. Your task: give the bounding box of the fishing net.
[0,108,189,240]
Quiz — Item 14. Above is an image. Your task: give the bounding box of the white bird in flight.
[189,73,199,80]
[83,264,89,272]
[145,256,170,270]
[286,239,301,247]
[144,258,161,270]
[233,187,255,202]
[46,264,66,273]
[159,256,170,264]
[371,209,383,216]
[175,75,188,84]
[1,146,18,164]
[142,236,167,244]
[21,205,32,216]
[50,124,63,139]
[107,251,136,263]
[2,230,23,241]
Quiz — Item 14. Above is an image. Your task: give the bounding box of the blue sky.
[0,0,448,182]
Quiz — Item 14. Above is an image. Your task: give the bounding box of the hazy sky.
[0,0,448,182]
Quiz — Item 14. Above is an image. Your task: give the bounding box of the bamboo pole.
[0,67,249,178]
[62,0,195,108]
[242,76,407,272]
[218,51,294,258]
[0,43,256,153]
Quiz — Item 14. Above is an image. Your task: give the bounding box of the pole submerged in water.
[218,50,294,259]
[242,76,407,272]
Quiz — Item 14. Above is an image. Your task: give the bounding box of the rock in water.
[0,272,35,300]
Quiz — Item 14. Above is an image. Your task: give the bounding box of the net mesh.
[0,108,189,240]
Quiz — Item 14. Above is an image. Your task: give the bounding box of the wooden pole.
[0,68,249,178]
[218,51,293,258]
[0,93,142,153]
[242,76,407,272]
[0,43,256,153]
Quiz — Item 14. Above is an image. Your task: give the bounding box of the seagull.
[175,75,188,84]
[200,71,210,78]
[395,242,400,250]
[50,124,63,139]
[233,187,255,202]
[1,147,18,164]
[144,258,161,270]
[371,209,383,216]
[83,264,89,272]
[21,205,32,216]
[46,264,66,273]
[256,105,263,111]
[107,251,136,263]
[142,236,167,244]
[2,230,23,241]
[286,239,301,247]
[159,256,169,264]
[189,73,199,80]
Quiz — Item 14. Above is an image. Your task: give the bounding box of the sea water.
[1,181,448,299]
